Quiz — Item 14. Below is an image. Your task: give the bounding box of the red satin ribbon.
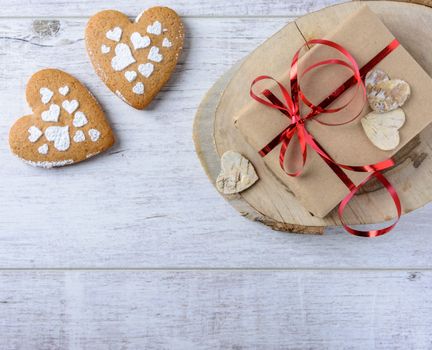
[250,38,402,237]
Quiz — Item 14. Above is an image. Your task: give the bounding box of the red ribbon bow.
[250,39,402,237]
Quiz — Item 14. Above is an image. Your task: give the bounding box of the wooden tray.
[193,0,432,234]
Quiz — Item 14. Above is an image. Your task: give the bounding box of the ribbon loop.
[338,172,401,237]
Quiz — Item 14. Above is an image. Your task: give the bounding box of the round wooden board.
[193,0,432,234]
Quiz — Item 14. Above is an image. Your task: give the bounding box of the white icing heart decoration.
[361,108,406,151]
[38,144,48,155]
[28,126,43,143]
[130,32,151,50]
[73,111,88,127]
[132,82,144,95]
[101,44,111,54]
[41,104,60,122]
[40,87,53,104]
[162,38,172,48]
[125,71,137,82]
[73,130,85,143]
[147,21,162,35]
[59,85,70,96]
[216,151,259,194]
[111,43,136,71]
[44,126,70,152]
[138,63,154,78]
[62,100,79,114]
[88,129,101,142]
[106,27,122,42]
[148,46,163,63]
[101,44,111,55]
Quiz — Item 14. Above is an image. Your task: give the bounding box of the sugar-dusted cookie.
[85,7,184,110]
[9,69,115,168]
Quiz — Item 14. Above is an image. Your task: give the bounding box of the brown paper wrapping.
[234,5,432,218]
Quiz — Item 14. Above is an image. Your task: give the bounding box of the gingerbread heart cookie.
[85,7,184,110]
[9,69,115,168]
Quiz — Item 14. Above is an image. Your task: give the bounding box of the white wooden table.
[1,0,432,348]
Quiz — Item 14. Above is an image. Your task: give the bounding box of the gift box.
[234,5,432,218]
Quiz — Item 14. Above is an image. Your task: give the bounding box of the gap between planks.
[0,267,429,271]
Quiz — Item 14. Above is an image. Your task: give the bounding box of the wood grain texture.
[0,270,431,350]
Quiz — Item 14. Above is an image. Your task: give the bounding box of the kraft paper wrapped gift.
[234,5,432,218]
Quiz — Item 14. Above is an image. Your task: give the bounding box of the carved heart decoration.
[216,151,259,195]
[85,7,184,110]
[361,108,406,151]
[365,69,411,113]
[9,69,115,168]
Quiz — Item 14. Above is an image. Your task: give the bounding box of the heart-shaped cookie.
[216,151,259,195]
[365,69,411,113]
[9,69,115,168]
[361,108,406,151]
[85,7,184,110]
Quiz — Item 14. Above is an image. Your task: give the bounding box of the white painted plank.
[0,270,431,349]
[1,16,432,268]
[0,0,347,17]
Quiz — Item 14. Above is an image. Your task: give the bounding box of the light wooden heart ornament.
[85,7,184,110]
[361,109,406,151]
[9,69,115,168]
[361,69,411,150]
[216,151,259,195]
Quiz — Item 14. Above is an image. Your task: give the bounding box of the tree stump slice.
[193,0,432,235]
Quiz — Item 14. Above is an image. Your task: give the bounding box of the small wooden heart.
[85,7,184,110]
[366,69,411,113]
[361,108,406,151]
[216,151,259,194]
[9,69,115,168]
